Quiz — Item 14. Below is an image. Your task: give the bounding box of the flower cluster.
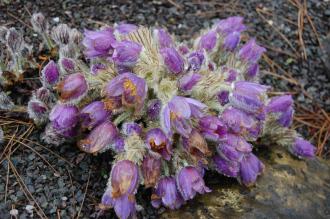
[25,13,316,219]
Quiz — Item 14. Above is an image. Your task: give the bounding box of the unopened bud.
[51,24,71,45]
[31,13,48,33]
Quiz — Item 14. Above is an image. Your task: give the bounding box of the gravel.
[0,0,329,218]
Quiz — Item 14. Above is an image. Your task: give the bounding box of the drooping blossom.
[112,40,142,67]
[27,98,48,123]
[199,116,227,141]
[161,96,206,137]
[142,154,161,188]
[223,32,240,51]
[82,28,116,58]
[90,63,106,75]
[198,30,217,52]
[216,16,247,36]
[78,121,119,153]
[80,101,111,130]
[289,137,316,158]
[266,95,294,127]
[114,23,138,35]
[239,153,264,186]
[59,57,76,74]
[179,72,201,91]
[154,28,173,49]
[56,73,88,103]
[160,47,185,74]
[239,39,266,63]
[49,104,79,136]
[176,166,211,201]
[103,72,147,110]
[101,160,139,219]
[151,177,184,210]
[213,155,240,177]
[41,60,59,86]
[145,128,172,160]
[187,51,205,72]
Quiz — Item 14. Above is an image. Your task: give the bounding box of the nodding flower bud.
[51,24,71,45]
[182,129,211,162]
[246,63,259,79]
[114,23,138,35]
[56,73,88,103]
[49,104,79,136]
[239,153,264,187]
[101,160,139,219]
[151,177,184,210]
[213,155,240,177]
[216,16,246,36]
[266,95,294,127]
[80,101,111,130]
[78,121,119,153]
[238,39,266,63]
[31,13,48,33]
[223,32,240,51]
[289,137,316,159]
[59,57,76,74]
[0,26,8,43]
[122,122,142,136]
[142,154,161,188]
[187,51,205,72]
[83,28,116,58]
[27,98,49,124]
[145,128,172,160]
[198,30,217,52]
[147,99,161,120]
[6,27,24,53]
[41,60,59,86]
[69,28,83,45]
[176,166,211,201]
[154,28,173,49]
[217,90,229,106]
[112,40,142,67]
[179,72,201,91]
[160,47,185,74]
[35,87,55,105]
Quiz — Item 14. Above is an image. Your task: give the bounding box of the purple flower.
[217,142,244,162]
[115,23,138,35]
[221,108,261,139]
[160,47,185,74]
[225,133,253,153]
[154,28,173,49]
[78,121,119,153]
[147,99,161,120]
[217,91,229,106]
[239,153,264,186]
[199,116,227,141]
[216,16,246,35]
[187,51,205,72]
[182,129,211,161]
[229,81,269,116]
[49,104,79,135]
[142,154,161,188]
[145,128,172,160]
[213,155,240,177]
[27,98,48,122]
[289,137,316,158]
[246,63,259,79]
[41,60,59,86]
[198,30,217,52]
[122,122,142,136]
[112,40,142,67]
[162,96,206,137]
[178,44,189,55]
[56,73,88,103]
[80,101,111,130]
[101,160,138,219]
[239,39,266,63]
[103,73,147,110]
[59,57,75,74]
[177,166,211,201]
[151,177,184,209]
[90,63,106,75]
[223,32,240,51]
[223,68,238,82]
[266,95,294,127]
[179,72,201,91]
[83,28,116,58]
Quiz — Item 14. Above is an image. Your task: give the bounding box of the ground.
[0,0,329,218]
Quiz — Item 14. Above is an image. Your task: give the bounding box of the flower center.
[123,79,137,96]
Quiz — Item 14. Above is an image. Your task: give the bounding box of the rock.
[161,147,330,219]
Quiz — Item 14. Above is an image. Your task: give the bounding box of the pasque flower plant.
[22,13,317,219]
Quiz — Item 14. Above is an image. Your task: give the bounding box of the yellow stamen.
[123,78,137,96]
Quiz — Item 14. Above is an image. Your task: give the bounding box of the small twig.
[76,171,91,219]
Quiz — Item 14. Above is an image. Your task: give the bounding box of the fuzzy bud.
[56,73,88,103]
[41,60,59,86]
[51,24,71,45]
[31,13,48,33]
